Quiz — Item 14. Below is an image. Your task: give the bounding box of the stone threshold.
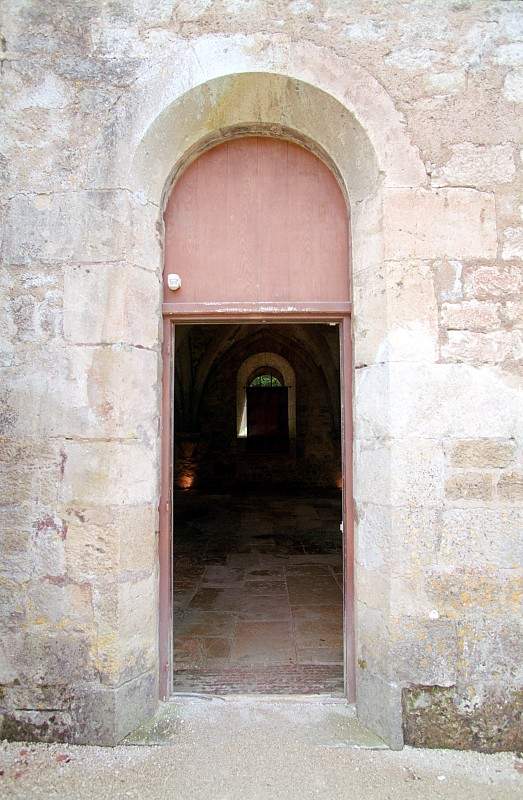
[123,696,388,749]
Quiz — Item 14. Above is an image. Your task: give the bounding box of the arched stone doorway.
[123,66,428,748]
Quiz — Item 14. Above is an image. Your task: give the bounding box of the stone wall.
[0,0,522,748]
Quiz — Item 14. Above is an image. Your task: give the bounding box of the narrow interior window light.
[249,374,282,387]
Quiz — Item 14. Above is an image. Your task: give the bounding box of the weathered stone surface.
[356,362,522,440]
[426,70,465,94]
[455,617,522,685]
[64,505,156,581]
[0,630,98,686]
[2,191,159,268]
[463,264,523,300]
[445,472,494,502]
[447,439,516,469]
[60,441,157,506]
[389,617,458,685]
[357,668,403,751]
[0,670,158,745]
[0,437,64,506]
[433,259,462,302]
[432,143,516,188]
[2,0,522,754]
[500,300,523,328]
[72,670,158,745]
[440,301,500,332]
[0,344,158,440]
[357,502,523,577]
[494,43,523,66]
[503,70,523,102]
[383,189,497,260]
[353,260,438,364]
[441,330,523,365]
[402,685,523,752]
[63,264,160,348]
[0,709,76,744]
[356,438,444,507]
[497,471,523,503]
[502,227,523,260]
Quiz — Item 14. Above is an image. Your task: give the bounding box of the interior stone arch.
[236,352,297,440]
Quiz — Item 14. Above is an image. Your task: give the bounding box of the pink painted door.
[163,137,349,304]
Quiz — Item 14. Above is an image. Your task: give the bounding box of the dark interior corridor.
[172,324,343,694]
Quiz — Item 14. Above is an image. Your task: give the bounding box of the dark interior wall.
[174,324,341,491]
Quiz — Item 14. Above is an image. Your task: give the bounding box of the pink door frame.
[158,305,354,701]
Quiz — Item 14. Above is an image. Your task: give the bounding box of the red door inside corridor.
[159,137,353,699]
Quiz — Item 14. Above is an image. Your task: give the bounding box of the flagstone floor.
[173,492,344,694]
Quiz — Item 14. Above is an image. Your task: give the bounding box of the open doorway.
[171,322,343,694]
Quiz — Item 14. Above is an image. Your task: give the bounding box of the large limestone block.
[504,69,523,102]
[356,566,390,613]
[26,580,94,632]
[354,365,391,440]
[0,521,35,582]
[445,471,494,503]
[0,344,158,440]
[463,263,523,299]
[353,260,438,365]
[356,650,403,749]
[355,438,444,507]
[1,263,63,353]
[60,441,157,506]
[63,264,160,348]
[497,470,523,503]
[455,616,522,685]
[117,575,157,684]
[439,300,500,333]
[447,438,516,468]
[441,329,523,365]
[502,226,523,260]
[350,192,384,274]
[76,345,159,440]
[0,438,64,507]
[358,504,522,575]
[436,508,522,570]
[72,670,158,745]
[383,188,497,260]
[352,270,388,368]
[356,363,522,440]
[355,603,391,676]
[64,505,156,582]
[356,502,393,572]
[425,566,521,622]
[384,260,438,362]
[431,143,516,188]
[1,191,159,269]
[0,629,98,686]
[388,616,458,686]
[88,576,157,687]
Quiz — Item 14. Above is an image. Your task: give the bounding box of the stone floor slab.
[231,621,296,664]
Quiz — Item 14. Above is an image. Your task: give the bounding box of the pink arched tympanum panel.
[163,137,349,304]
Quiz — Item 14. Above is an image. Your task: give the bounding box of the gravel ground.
[1,697,521,800]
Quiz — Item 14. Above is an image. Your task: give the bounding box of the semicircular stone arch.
[236,352,296,440]
[130,68,405,750]
[98,62,433,751]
